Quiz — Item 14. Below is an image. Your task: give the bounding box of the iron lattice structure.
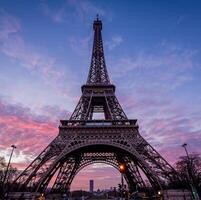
[11,18,180,194]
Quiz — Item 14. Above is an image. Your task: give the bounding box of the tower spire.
[86,17,111,85]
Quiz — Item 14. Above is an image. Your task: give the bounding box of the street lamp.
[182,143,190,158]
[182,143,200,200]
[2,145,17,195]
[119,164,126,200]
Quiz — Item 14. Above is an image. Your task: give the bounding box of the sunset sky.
[0,0,201,191]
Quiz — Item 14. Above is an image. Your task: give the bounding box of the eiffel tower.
[11,17,179,196]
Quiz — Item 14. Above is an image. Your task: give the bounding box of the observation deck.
[60,119,138,128]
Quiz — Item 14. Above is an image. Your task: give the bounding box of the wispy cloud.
[0,13,63,83]
[67,0,105,21]
[110,43,197,90]
[69,36,91,57]
[0,13,21,38]
[0,12,81,104]
[40,0,112,24]
[40,1,67,23]
[105,35,123,51]
[40,104,71,121]
[112,47,196,75]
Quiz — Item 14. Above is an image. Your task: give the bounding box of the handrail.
[60,119,137,127]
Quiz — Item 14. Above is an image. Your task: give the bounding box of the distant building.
[89,180,94,193]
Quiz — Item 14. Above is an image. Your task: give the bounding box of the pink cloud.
[0,98,68,162]
[11,162,27,169]
[118,88,201,166]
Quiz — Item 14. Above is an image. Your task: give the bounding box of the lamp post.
[119,164,126,200]
[182,143,200,200]
[182,143,190,159]
[2,144,17,199]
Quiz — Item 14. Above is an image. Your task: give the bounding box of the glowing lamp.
[119,164,125,173]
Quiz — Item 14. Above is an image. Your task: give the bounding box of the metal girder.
[123,156,146,190]
[51,157,78,193]
[131,133,178,183]
[105,94,127,120]
[70,90,93,120]
[70,89,127,120]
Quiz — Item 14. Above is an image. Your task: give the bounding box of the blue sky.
[0,0,201,190]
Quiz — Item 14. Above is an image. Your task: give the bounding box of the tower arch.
[34,143,162,192]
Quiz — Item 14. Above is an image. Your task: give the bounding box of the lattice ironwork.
[87,18,110,85]
[9,18,181,197]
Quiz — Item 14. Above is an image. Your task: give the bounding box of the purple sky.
[0,0,201,191]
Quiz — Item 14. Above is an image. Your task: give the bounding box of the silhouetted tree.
[175,153,201,198]
[0,156,19,194]
[0,156,6,185]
